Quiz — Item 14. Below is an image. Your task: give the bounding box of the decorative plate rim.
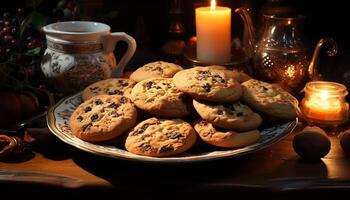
[47,92,298,163]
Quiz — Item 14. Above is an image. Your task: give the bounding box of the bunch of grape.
[0,8,43,61]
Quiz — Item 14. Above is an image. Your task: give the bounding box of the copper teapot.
[235,8,338,93]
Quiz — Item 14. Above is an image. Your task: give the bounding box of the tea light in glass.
[300,81,349,126]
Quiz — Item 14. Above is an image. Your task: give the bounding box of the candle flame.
[210,0,216,11]
[319,90,330,101]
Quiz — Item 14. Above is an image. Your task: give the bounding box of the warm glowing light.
[319,90,329,101]
[300,81,349,125]
[285,64,296,78]
[304,91,342,121]
[195,0,231,63]
[210,0,216,11]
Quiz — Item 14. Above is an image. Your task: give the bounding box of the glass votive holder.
[298,81,349,126]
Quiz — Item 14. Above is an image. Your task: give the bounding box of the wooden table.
[1,127,350,198]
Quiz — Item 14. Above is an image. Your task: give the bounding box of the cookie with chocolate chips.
[131,78,192,117]
[173,67,242,102]
[193,120,260,148]
[125,117,197,157]
[241,79,297,120]
[70,95,138,142]
[82,78,136,101]
[129,61,183,82]
[193,99,262,131]
[206,65,252,83]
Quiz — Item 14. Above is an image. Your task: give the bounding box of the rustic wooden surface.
[1,126,350,197]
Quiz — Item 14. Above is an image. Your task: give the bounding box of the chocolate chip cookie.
[130,78,192,117]
[82,78,136,101]
[130,61,183,82]
[193,99,262,131]
[241,79,297,120]
[173,67,242,102]
[125,117,197,157]
[193,120,260,148]
[70,95,138,142]
[206,65,251,83]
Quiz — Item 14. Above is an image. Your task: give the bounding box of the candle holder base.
[297,114,350,136]
[296,106,348,128]
[183,37,253,75]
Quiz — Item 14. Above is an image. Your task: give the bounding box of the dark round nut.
[293,126,331,161]
[340,130,350,155]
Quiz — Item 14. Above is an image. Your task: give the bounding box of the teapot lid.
[261,1,301,19]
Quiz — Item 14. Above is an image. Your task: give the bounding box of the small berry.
[10,39,17,46]
[4,21,10,26]
[27,42,34,49]
[3,27,11,34]
[4,35,13,42]
[3,12,11,20]
[17,8,25,15]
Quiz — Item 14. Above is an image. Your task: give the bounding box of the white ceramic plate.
[47,92,297,163]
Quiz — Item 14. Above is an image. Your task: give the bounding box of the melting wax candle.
[196,0,231,64]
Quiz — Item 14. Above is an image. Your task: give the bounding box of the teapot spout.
[308,38,338,81]
[235,8,256,58]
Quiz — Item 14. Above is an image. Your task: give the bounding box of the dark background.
[2,0,349,49]
[2,0,350,80]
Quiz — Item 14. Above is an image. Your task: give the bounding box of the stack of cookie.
[173,66,297,148]
[69,61,297,157]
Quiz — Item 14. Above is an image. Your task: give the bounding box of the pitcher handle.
[235,8,256,58]
[101,32,137,77]
[308,38,338,81]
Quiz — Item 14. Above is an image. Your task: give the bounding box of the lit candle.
[304,90,342,121]
[301,81,349,125]
[196,0,231,64]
